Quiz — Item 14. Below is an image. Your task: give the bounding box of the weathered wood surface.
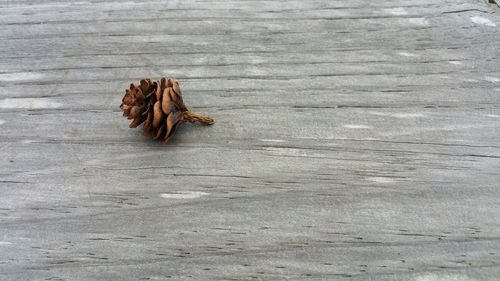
[0,0,499,280]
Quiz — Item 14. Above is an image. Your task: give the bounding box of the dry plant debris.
[120,78,214,143]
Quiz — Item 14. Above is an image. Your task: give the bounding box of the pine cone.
[120,78,214,143]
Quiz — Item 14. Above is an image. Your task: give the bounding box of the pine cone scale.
[161,88,171,114]
[152,101,163,128]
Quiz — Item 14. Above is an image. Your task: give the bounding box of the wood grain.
[0,0,499,280]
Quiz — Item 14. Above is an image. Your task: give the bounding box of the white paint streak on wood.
[392,113,425,118]
[343,124,372,129]
[384,7,408,16]
[413,273,479,281]
[0,72,44,82]
[366,177,398,184]
[160,191,209,199]
[408,18,430,26]
[470,16,496,27]
[260,139,286,143]
[0,98,62,109]
[368,111,424,118]
[484,76,500,83]
[264,147,308,157]
[398,52,418,57]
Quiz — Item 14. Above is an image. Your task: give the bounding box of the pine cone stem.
[182,111,215,125]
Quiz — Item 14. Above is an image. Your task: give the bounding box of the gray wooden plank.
[0,0,499,280]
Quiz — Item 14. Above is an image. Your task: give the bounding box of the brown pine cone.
[120,78,214,143]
